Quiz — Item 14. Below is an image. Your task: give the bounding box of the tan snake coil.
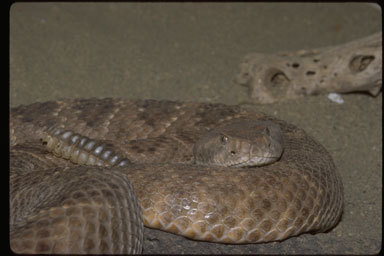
[10,98,344,254]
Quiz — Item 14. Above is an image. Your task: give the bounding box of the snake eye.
[221,135,228,144]
[230,151,236,156]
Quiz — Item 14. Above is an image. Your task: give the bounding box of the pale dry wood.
[235,32,382,104]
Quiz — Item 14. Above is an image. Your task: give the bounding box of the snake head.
[193,120,284,167]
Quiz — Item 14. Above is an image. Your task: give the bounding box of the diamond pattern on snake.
[10,98,344,254]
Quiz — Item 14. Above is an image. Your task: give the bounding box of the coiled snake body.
[10,98,343,254]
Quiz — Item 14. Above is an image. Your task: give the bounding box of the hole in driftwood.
[306,71,316,76]
[266,69,291,97]
[349,55,375,73]
[292,63,300,68]
[270,71,290,87]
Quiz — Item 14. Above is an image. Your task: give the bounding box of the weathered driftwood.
[235,32,382,104]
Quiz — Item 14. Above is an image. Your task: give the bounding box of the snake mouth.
[227,155,280,168]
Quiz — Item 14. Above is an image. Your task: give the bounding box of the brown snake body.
[10,98,343,254]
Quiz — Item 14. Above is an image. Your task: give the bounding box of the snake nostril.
[265,127,270,136]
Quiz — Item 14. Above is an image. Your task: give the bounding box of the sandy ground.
[10,3,382,254]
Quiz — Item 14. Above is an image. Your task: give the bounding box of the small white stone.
[327,93,344,104]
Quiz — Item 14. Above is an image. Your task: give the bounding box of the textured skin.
[193,120,284,167]
[10,98,344,253]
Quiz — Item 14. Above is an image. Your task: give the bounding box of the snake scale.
[10,98,343,254]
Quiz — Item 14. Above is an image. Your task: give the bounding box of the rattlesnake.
[10,98,344,254]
